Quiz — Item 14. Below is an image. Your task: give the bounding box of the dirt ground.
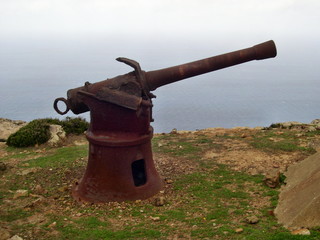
[1,126,320,239]
[1,126,318,177]
[155,127,318,176]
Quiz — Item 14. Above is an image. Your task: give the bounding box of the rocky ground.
[1,120,320,239]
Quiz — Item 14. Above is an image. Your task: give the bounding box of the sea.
[1,38,319,133]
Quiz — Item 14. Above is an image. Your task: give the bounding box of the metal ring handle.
[54,97,70,115]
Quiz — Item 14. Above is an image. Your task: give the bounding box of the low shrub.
[61,117,89,135]
[6,119,51,147]
[6,117,89,148]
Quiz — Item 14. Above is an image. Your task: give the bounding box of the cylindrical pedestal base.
[72,130,162,203]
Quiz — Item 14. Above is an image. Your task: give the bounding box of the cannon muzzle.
[144,40,277,91]
[54,40,276,115]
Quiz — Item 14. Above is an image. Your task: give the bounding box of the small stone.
[235,228,243,233]
[228,209,235,214]
[48,222,57,228]
[150,216,160,221]
[311,119,320,125]
[47,124,66,146]
[307,126,317,132]
[9,235,23,240]
[0,162,7,171]
[74,141,85,146]
[245,215,259,224]
[240,133,247,138]
[13,190,28,199]
[291,228,311,235]
[22,197,45,209]
[34,185,47,195]
[165,178,173,184]
[0,228,11,240]
[58,186,69,193]
[170,128,178,134]
[154,196,165,206]
[263,169,280,188]
[267,210,275,216]
[17,168,39,176]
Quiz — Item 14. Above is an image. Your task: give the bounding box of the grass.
[1,129,320,239]
[251,130,316,153]
[24,145,87,168]
[0,148,40,162]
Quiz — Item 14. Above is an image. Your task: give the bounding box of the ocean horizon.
[1,38,319,133]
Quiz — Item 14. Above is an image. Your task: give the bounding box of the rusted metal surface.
[72,94,161,202]
[54,40,277,203]
[145,40,277,91]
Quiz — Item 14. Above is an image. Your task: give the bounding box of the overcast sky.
[1,0,319,71]
[1,0,319,40]
[1,0,320,130]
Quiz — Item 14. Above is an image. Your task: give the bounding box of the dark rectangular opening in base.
[131,159,147,187]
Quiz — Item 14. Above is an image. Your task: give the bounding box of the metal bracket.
[116,57,156,99]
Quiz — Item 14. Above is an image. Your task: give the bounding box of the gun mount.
[54,40,277,203]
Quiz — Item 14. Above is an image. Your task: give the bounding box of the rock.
[34,185,47,195]
[170,128,178,134]
[9,235,23,240]
[16,168,40,176]
[24,214,47,225]
[150,216,160,221]
[263,169,280,188]
[13,190,29,199]
[58,186,69,192]
[240,133,248,138]
[307,126,317,132]
[245,215,259,224]
[308,140,320,151]
[165,178,173,184]
[47,125,66,146]
[73,140,86,146]
[0,228,11,240]
[271,121,303,129]
[154,196,165,206]
[0,118,27,142]
[310,119,320,126]
[275,152,320,228]
[291,228,311,235]
[235,228,243,233]
[48,222,57,228]
[0,162,6,171]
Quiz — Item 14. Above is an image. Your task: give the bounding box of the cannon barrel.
[53,40,277,203]
[54,40,276,115]
[145,40,276,91]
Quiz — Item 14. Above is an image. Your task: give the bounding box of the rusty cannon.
[54,40,277,203]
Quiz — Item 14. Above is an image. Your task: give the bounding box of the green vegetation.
[6,119,51,147]
[25,145,87,168]
[6,117,89,148]
[1,128,320,239]
[251,130,316,153]
[59,117,89,135]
